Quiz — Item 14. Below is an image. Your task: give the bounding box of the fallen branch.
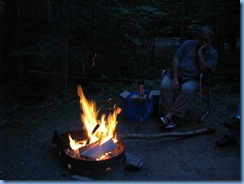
[118,127,215,140]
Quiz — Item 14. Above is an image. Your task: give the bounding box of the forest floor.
[0,63,241,182]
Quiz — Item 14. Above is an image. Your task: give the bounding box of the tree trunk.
[64,0,70,93]
[180,0,185,43]
[48,0,52,23]
[88,0,97,73]
[7,0,25,86]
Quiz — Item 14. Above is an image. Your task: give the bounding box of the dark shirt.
[168,40,218,81]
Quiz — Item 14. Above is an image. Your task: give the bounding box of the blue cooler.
[122,90,159,122]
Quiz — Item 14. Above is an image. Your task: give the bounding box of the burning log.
[78,141,99,153]
[86,124,100,145]
[80,138,117,159]
[118,127,215,140]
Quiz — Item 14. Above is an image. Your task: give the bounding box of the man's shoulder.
[182,39,198,45]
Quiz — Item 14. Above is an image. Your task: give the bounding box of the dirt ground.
[0,78,240,181]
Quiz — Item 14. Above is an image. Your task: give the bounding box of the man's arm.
[171,57,179,93]
[171,57,179,79]
[197,43,211,73]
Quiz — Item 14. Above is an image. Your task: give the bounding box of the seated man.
[160,26,218,129]
[216,103,240,147]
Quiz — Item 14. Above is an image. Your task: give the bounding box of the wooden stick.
[118,127,215,140]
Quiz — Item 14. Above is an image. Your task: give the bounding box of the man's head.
[198,26,214,46]
[200,26,214,39]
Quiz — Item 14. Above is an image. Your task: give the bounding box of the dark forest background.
[0,0,240,96]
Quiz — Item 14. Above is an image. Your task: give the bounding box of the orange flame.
[68,85,121,153]
[68,134,86,150]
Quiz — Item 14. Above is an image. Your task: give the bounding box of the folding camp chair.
[161,69,210,123]
[190,73,210,123]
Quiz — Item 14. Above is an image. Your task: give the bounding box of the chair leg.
[189,73,211,123]
[198,74,210,123]
[199,110,210,123]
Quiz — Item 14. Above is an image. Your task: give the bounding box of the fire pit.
[52,129,126,179]
[52,85,126,179]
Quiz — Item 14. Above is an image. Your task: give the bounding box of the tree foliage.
[0,0,240,93]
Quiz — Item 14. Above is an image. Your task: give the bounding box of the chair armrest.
[162,69,167,79]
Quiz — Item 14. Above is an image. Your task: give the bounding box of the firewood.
[80,138,117,159]
[118,127,215,140]
[79,141,99,153]
[86,124,100,144]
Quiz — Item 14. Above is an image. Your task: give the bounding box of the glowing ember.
[68,85,121,160]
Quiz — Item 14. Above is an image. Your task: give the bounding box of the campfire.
[53,85,126,179]
[66,85,124,160]
[53,85,215,179]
